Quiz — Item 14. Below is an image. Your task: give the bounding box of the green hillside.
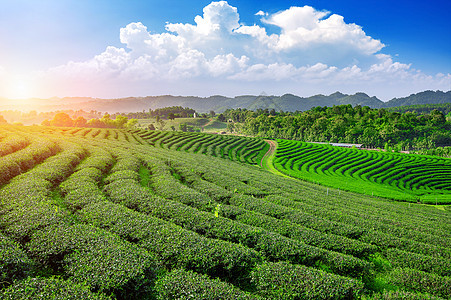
[273,140,451,203]
[385,90,451,107]
[1,125,450,299]
[132,130,451,203]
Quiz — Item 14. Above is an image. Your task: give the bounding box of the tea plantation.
[0,125,450,299]
[132,130,451,203]
[273,140,451,204]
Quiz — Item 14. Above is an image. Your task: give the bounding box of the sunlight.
[7,80,35,99]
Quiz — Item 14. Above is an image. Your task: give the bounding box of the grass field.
[202,119,228,132]
[1,125,450,299]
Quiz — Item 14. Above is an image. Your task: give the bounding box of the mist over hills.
[1,90,450,113]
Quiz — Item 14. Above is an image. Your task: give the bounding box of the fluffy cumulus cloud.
[262,6,384,54]
[38,1,450,98]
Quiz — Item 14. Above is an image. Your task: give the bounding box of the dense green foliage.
[273,140,451,203]
[0,125,450,299]
[386,103,451,116]
[1,277,113,299]
[251,261,364,299]
[154,268,261,299]
[114,106,198,120]
[147,106,196,118]
[222,105,451,150]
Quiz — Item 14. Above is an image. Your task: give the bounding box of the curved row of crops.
[133,129,269,165]
[1,125,450,299]
[273,139,451,203]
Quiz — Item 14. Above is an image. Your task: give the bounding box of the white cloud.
[165,1,240,40]
[253,5,385,67]
[206,54,249,76]
[120,22,152,52]
[27,1,449,99]
[255,10,267,17]
[230,63,299,81]
[369,54,411,74]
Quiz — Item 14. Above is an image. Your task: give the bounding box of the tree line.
[115,106,197,120]
[41,112,137,128]
[221,105,451,151]
[386,103,451,116]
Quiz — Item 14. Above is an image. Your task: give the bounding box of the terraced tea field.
[1,125,450,299]
[273,140,451,204]
[133,129,269,165]
[133,130,450,204]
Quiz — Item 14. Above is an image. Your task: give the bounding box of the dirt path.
[260,139,277,168]
[201,118,214,129]
[259,140,295,180]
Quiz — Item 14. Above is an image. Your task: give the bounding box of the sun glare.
[7,80,35,99]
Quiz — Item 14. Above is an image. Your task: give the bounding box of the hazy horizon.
[2,89,449,102]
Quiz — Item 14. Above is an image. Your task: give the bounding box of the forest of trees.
[222,105,451,150]
[386,103,451,115]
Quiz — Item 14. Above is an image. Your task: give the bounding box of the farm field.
[133,129,269,165]
[273,140,451,204]
[1,125,450,299]
[133,130,451,204]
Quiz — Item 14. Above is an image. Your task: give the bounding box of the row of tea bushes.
[80,200,262,285]
[1,126,448,299]
[0,136,60,186]
[0,132,29,157]
[142,155,373,275]
[27,223,156,298]
[134,129,268,165]
[274,139,451,202]
[166,160,378,258]
[151,147,450,253]
[0,139,85,241]
[154,268,261,300]
[1,277,112,300]
[59,144,114,211]
[251,261,364,300]
[387,268,450,299]
[155,262,364,300]
[0,233,34,289]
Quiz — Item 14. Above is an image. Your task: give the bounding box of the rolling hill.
[1,125,450,299]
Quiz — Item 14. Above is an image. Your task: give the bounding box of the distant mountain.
[383,90,451,107]
[1,90,449,113]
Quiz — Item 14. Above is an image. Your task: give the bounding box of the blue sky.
[0,0,450,100]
